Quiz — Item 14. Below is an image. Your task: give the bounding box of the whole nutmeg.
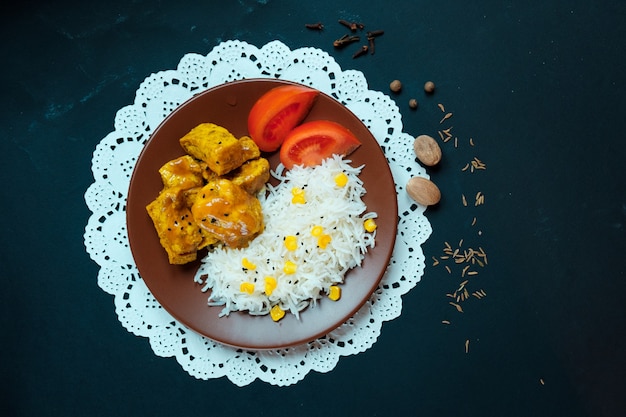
[413,134,442,166]
[408,98,418,109]
[424,81,435,94]
[389,79,402,93]
[406,176,441,206]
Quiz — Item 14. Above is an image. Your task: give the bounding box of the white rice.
[193,155,377,319]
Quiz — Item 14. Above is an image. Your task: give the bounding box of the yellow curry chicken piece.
[239,135,261,161]
[180,123,259,176]
[158,155,207,189]
[191,179,264,249]
[146,187,204,265]
[227,157,270,195]
[179,187,220,250]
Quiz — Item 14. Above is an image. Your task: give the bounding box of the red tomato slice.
[279,120,362,169]
[247,85,319,152]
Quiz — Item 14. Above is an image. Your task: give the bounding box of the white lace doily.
[84,40,431,387]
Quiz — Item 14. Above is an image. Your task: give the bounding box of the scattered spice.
[327,20,384,56]
[352,45,369,59]
[406,176,441,206]
[367,37,375,54]
[305,22,324,30]
[413,134,442,166]
[367,29,385,37]
[434,240,489,314]
[465,157,486,172]
[409,98,418,109]
[472,289,487,299]
[338,19,364,32]
[423,90,491,353]
[440,112,453,124]
[437,127,455,144]
[540,378,545,386]
[449,302,463,313]
[389,79,402,93]
[333,34,360,48]
[366,30,384,55]
[461,265,470,277]
[474,191,485,206]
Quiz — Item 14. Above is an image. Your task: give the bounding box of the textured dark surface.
[2,1,625,416]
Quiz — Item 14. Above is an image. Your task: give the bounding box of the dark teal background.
[1,1,624,416]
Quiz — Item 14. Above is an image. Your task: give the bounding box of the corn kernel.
[292,195,306,204]
[364,218,378,233]
[291,188,306,204]
[264,276,277,296]
[334,172,348,187]
[284,260,297,274]
[240,282,255,294]
[270,305,286,322]
[318,234,332,249]
[284,235,298,251]
[328,285,341,301]
[241,257,256,270]
[311,225,324,237]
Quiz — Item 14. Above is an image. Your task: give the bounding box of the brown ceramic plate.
[126,78,397,350]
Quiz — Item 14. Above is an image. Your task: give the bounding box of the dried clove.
[305,22,324,30]
[368,37,376,55]
[352,45,369,59]
[366,30,384,55]
[333,34,360,48]
[367,36,376,55]
[338,19,364,32]
[366,30,385,38]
